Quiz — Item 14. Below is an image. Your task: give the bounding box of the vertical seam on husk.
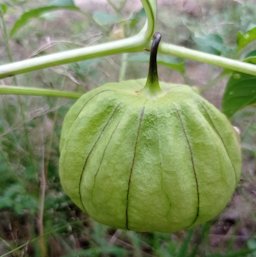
[74,90,113,120]
[199,103,238,183]
[125,105,145,230]
[175,107,200,227]
[91,112,124,201]
[60,89,113,151]
[78,104,121,211]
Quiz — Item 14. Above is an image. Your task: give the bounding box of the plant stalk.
[159,42,256,76]
[145,32,161,94]
[0,0,255,96]
[0,0,156,79]
[0,85,82,98]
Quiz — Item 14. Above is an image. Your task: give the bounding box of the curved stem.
[145,32,161,94]
[159,42,256,76]
[0,86,82,99]
[0,0,255,86]
[0,0,156,79]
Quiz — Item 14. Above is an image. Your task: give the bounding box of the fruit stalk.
[145,32,162,95]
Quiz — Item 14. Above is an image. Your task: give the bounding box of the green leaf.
[127,53,185,73]
[50,0,75,6]
[0,4,8,14]
[244,54,256,64]
[222,72,256,118]
[193,33,226,55]
[222,50,256,117]
[92,11,122,26]
[10,2,79,37]
[0,184,37,215]
[129,8,146,29]
[237,27,256,51]
[158,55,185,73]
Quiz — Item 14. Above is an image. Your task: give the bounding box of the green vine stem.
[0,0,156,79]
[0,0,256,86]
[159,43,256,76]
[0,86,82,99]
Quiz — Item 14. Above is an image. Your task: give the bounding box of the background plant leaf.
[193,33,226,55]
[237,26,256,51]
[245,53,256,64]
[0,4,8,14]
[92,11,122,26]
[10,1,79,37]
[50,0,75,6]
[222,72,256,118]
[222,50,256,117]
[128,8,145,30]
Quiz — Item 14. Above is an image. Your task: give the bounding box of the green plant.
[0,0,256,256]
[59,33,241,233]
[0,1,256,115]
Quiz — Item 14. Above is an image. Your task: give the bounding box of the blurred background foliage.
[0,0,256,256]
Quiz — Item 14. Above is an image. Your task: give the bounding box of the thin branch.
[1,0,255,84]
[0,0,156,79]
[0,86,82,99]
[159,42,256,76]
